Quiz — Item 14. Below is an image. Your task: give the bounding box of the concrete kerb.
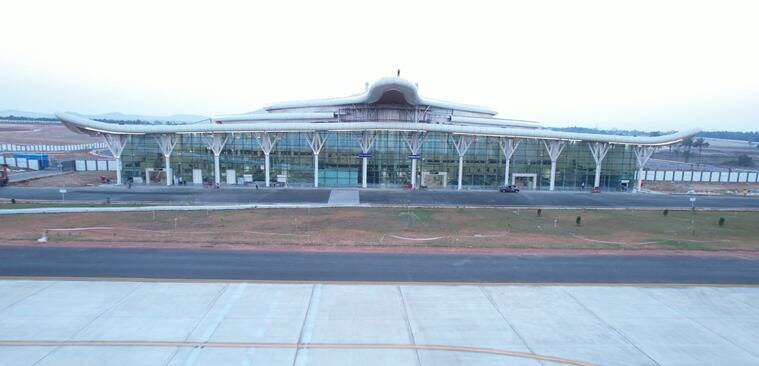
[0,203,367,216]
[1,203,759,215]
[4,276,759,288]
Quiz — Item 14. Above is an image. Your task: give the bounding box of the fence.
[0,156,42,170]
[74,160,117,172]
[639,170,759,183]
[0,142,106,153]
[0,155,115,172]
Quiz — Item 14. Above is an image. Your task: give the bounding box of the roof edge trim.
[56,112,700,146]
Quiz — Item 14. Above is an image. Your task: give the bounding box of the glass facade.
[121,132,638,190]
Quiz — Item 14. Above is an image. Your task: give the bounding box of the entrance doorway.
[421,171,448,188]
[512,173,537,190]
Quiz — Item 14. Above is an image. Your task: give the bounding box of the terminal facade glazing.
[121,132,638,190]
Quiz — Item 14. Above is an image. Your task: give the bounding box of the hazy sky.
[1,0,757,131]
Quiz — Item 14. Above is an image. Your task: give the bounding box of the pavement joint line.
[178,283,247,366]
[0,281,54,313]
[642,287,759,360]
[163,284,226,366]
[32,281,144,366]
[728,288,759,312]
[0,340,593,366]
[561,287,662,366]
[2,276,759,287]
[479,286,537,358]
[396,286,422,366]
[291,284,318,366]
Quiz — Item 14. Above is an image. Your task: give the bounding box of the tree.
[681,137,694,163]
[737,154,754,167]
[692,138,709,165]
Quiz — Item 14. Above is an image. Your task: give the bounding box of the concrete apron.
[0,280,757,365]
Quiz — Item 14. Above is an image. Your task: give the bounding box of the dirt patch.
[0,123,105,161]
[1,208,757,254]
[0,123,100,145]
[10,171,115,187]
[646,181,759,195]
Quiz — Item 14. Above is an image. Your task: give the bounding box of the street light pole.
[689,196,696,236]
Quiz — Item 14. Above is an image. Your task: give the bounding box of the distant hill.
[0,110,207,124]
[697,131,759,142]
[549,126,675,137]
[551,126,759,142]
[0,110,58,121]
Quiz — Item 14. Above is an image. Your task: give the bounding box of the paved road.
[360,190,759,209]
[0,186,331,204]
[2,246,758,284]
[7,169,63,183]
[2,186,759,209]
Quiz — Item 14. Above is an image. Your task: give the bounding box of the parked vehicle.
[499,184,520,193]
[0,164,9,187]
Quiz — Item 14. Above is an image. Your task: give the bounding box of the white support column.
[306,132,329,188]
[255,132,281,187]
[403,131,426,189]
[451,135,475,191]
[588,142,611,189]
[634,145,656,192]
[498,138,521,186]
[203,133,229,186]
[543,140,566,191]
[103,134,129,185]
[355,131,377,188]
[155,134,177,186]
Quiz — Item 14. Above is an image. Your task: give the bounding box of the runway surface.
[1,246,758,284]
[2,186,759,209]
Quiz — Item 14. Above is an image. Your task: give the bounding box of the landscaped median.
[0,207,757,252]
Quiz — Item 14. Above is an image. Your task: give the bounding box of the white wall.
[0,142,107,152]
[642,170,759,183]
[75,160,116,172]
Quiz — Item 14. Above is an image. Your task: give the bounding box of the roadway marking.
[0,340,593,366]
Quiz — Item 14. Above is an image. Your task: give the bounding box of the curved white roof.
[265,77,498,115]
[55,77,701,146]
[56,112,699,146]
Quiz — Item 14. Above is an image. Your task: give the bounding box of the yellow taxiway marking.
[0,340,593,366]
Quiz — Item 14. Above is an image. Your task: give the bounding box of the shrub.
[576,216,582,226]
[663,209,669,216]
[737,154,754,167]
[719,217,725,227]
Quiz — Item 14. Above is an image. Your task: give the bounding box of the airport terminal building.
[57,77,698,191]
